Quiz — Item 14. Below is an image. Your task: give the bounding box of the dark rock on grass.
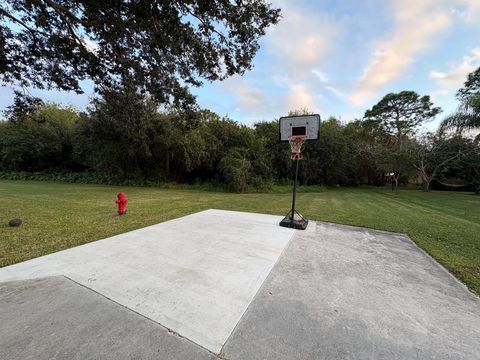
[8,218,22,227]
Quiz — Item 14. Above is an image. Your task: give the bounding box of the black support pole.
[280,156,308,230]
[290,158,300,225]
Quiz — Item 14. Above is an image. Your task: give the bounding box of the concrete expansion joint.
[216,350,231,360]
[0,210,294,354]
[62,275,220,357]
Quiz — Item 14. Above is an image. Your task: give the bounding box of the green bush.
[219,148,252,192]
[0,171,157,186]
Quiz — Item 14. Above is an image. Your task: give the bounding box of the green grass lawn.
[1,180,479,294]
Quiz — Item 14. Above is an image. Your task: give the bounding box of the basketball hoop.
[288,135,306,160]
[278,114,321,230]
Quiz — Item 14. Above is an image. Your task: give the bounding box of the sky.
[1,0,480,132]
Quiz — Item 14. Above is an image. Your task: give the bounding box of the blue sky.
[1,0,480,132]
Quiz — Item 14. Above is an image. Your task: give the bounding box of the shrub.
[219,148,252,192]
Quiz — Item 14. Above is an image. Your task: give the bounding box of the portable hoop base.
[279,211,308,230]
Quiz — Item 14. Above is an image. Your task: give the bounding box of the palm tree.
[441,66,480,138]
[441,95,480,133]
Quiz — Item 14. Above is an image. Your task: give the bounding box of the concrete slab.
[0,276,217,360]
[222,221,480,360]
[0,209,294,353]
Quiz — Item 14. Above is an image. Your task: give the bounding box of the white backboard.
[279,114,320,142]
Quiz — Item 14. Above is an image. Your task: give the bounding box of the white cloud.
[219,2,337,117]
[215,0,478,121]
[268,9,335,73]
[325,86,344,98]
[349,0,452,106]
[455,0,480,23]
[223,78,267,113]
[267,1,338,113]
[272,74,290,87]
[429,89,450,102]
[430,48,480,88]
[285,84,319,112]
[312,70,329,83]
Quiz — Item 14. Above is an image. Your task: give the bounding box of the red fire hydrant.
[115,192,128,215]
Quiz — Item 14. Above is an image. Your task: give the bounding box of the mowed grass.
[0,180,479,294]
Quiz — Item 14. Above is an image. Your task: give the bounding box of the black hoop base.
[279,210,308,230]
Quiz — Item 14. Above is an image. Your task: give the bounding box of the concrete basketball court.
[1,209,479,359]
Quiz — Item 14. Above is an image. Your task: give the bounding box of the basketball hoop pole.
[290,158,300,225]
[280,136,308,230]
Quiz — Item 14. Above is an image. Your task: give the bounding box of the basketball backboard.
[279,114,320,142]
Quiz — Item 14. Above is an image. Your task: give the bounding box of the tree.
[254,120,290,181]
[364,91,442,147]
[0,1,280,108]
[458,67,480,101]
[364,91,442,192]
[451,137,480,195]
[302,118,351,186]
[413,134,461,192]
[0,103,79,170]
[441,67,480,135]
[79,86,161,177]
[353,119,392,186]
[219,147,252,192]
[462,139,480,195]
[156,111,211,181]
[3,91,43,123]
[379,142,415,193]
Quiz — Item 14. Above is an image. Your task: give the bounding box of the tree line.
[0,69,478,194]
[1,1,478,194]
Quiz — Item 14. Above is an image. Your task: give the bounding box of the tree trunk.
[421,172,431,192]
[165,151,170,178]
[423,180,430,192]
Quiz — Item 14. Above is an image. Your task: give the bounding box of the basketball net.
[288,135,306,160]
